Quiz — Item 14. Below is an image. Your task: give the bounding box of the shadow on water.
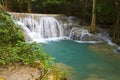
[42,40,120,80]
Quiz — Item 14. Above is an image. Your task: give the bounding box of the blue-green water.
[43,40,120,80]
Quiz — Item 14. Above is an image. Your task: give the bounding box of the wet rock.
[69,27,106,42]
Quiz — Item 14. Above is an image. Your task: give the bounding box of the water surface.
[43,40,120,80]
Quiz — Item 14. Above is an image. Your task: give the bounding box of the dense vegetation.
[0,1,120,79]
[0,5,53,68]
[0,5,70,80]
[0,0,120,44]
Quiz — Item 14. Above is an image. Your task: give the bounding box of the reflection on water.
[43,40,120,80]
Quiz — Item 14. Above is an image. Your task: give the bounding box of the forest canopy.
[0,0,117,24]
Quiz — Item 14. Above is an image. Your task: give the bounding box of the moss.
[41,63,72,80]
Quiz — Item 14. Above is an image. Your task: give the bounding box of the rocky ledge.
[0,65,42,80]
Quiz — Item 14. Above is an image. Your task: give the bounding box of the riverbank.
[0,65,41,80]
[0,63,71,80]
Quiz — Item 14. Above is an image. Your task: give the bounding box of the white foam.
[75,40,103,43]
[31,37,68,43]
[106,39,116,46]
[12,13,120,48]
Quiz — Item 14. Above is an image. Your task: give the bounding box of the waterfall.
[10,13,65,42]
[10,12,113,44]
[80,29,92,41]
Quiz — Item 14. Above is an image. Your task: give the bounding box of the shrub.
[0,41,54,69]
[0,10,25,46]
[0,10,54,70]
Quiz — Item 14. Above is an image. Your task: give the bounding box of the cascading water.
[11,13,65,42]
[80,29,92,41]
[10,12,114,44]
[8,13,120,80]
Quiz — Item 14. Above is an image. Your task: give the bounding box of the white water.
[10,13,118,47]
[80,29,92,41]
[69,27,78,39]
[13,14,65,42]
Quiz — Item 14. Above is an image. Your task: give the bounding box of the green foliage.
[0,0,117,24]
[96,0,116,24]
[0,11,25,46]
[41,0,64,6]
[0,41,54,69]
[41,63,72,80]
[0,11,54,70]
[0,4,70,80]
[0,45,20,65]
[16,41,54,68]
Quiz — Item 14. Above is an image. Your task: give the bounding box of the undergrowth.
[0,7,54,70]
[0,6,70,80]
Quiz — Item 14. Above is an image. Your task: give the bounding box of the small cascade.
[69,28,91,40]
[69,27,78,39]
[69,27,106,42]
[10,12,114,44]
[10,13,65,42]
[80,29,92,41]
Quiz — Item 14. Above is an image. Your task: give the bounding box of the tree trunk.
[113,11,120,40]
[28,0,32,13]
[113,0,120,43]
[90,0,96,34]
